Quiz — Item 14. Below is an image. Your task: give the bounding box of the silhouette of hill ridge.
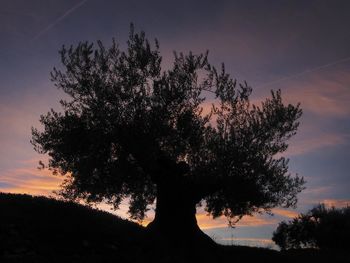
[1,193,349,263]
[0,192,146,262]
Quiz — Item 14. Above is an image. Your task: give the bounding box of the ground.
[0,193,349,263]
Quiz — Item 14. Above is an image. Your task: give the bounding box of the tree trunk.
[146,179,215,248]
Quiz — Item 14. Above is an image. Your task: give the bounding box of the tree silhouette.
[273,204,350,250]
[31,25,304,244]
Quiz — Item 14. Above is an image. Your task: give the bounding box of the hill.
[0,192,146,263]
[1,193,349,263]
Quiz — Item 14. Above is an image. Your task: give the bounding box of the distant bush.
[272,204,350,250]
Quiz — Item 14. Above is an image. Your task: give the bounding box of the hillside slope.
[1,193,349,263]
[0,193,146,263]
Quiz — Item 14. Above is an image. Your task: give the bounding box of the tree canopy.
[273,204,350,250]
[31,26,304,225]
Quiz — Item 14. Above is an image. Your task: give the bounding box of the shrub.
[272,204,350,250]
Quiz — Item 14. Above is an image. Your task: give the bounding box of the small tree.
[273,204,350,250]
[31,26,304,244]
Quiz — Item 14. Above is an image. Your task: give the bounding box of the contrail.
[258,56,350,88]
[31,0,88,41]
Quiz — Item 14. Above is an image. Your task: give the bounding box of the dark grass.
[1,193,349,263]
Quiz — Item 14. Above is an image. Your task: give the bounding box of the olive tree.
[31,26,304,243]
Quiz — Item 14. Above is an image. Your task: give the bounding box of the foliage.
[272,204,350,250]
[31,25,304,224]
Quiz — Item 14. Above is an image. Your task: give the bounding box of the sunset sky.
[1,0,350,248]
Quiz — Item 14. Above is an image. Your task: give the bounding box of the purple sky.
[1,0,350,248]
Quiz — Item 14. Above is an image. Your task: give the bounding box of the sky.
[1,0,350,248]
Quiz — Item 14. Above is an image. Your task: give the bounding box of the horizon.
[1,0,350,248]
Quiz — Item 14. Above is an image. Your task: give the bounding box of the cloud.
[271,208,299,219]
[322,199,350,208]
[0,87,61,140]
[196,212,277,230]
[236,215,278,227]
[277,69,350,118]
[198,68,350,158]
[302,186,333,196]
[196,213,228,230]
[0,104,40,139]
[94,203,281,230]
[249,68,350,158]
[285,132,348,157]
[0,165,63,196]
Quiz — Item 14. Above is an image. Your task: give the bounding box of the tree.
[273,204,350,250]
[31,25,304,244]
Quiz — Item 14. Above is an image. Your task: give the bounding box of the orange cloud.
[97,205,280,229]
[278,70,350,117]
[0,165,63,196]
[271,208,299,219]
[236,215,278,227]
[322,199,350,208]
[196,213,228,229]
[196,212,277,230]
[96,202,145,223]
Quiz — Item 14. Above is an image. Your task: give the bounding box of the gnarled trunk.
[146,179,215,248]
